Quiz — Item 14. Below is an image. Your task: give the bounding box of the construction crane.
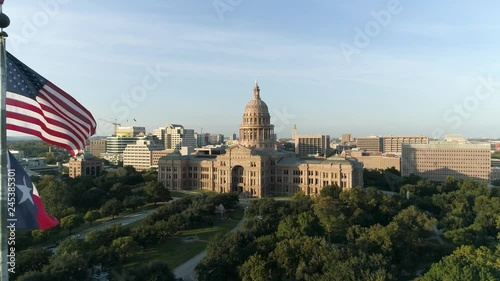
[99,118,121,136]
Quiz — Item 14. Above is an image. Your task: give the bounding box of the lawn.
[122,209,244,271]
[123,237,207,270]
[179,217,241,241]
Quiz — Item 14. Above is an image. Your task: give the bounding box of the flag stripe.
[46,81,97,130]
[37,92,91,138]
[6,52,96,156]
[7,123,77,155]
[6,111,81,151]
[41,84,96,133]
[7,92,87,146]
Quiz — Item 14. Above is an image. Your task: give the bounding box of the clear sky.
[4,0,500,139]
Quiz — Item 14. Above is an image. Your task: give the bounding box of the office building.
[356,137,384,153]
[89,139,107,157]
[349,151,401,171]
[115,126,146,137]
[158,82,363,197]
[295,135,331,156]
[401,143,491,182]
[384,136,429,154]
[165,124,197,151]
[153,127,166,141]
[123,140,165,171]
[341,134,356,146]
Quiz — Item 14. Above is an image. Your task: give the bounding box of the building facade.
[295,135,331,156]
[115,126,146,137]
[165,124,197,150]
[356,137,384,153]
[69,153,103,178]
[153,127,166,141]
[341,134,356,146]
[401,143,491,182]
[158,82,364,198]
[89,139,107,157]
[352,154,401,171]
[123,140,165,171]
[384,136,429,154]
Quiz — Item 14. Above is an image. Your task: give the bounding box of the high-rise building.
[158,82,364,198]
[165,124,197,151]
[341,134,356,146]
[210,134,225,145]
[153,127,166,141]
[383,136,429,154]
[401,143,491,182]
[89,139,107,157]
[123,140,165,171]
[356,137,384,152]
[295,135,331,156]
[115,126,146,137]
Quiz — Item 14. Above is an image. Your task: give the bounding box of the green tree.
[239,254,275,281]
[57,237,89,256]
[144,181,171,205]
[100,198,123,219]
[422,246,500,281]
[123,195,145,210]
[14,248,52,280]
[196,231,253,281]
[320,184,342,199]
[270,236,329,280]
[314,196,347,244]
[111,236,140,262]
[43,252,88,281]
[128,260,177,281]
[31,229,50,243]
[16,271,52,281]
[84,210,101,226]
[131,225,159,247]
[60,214,84,235]
[40,180,74,218]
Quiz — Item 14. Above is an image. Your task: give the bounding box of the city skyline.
[4,1,500,139]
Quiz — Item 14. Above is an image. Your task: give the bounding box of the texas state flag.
[7,151,59,230]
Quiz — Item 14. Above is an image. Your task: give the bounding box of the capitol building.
[158,82,363,197]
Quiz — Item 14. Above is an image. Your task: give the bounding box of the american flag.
[6,52,96,156]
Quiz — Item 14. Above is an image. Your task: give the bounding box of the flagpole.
[0,2,10,280]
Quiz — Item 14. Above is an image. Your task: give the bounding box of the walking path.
[173,200,249,281]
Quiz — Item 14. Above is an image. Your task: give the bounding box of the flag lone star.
[17,176,34,205]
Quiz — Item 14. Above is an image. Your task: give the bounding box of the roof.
[277,156,361,167]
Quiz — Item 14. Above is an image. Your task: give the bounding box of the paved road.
[49,201,181,253]
[173,251,207,281]
[173,200,249,281]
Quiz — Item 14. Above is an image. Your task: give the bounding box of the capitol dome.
[239,81,275,151]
